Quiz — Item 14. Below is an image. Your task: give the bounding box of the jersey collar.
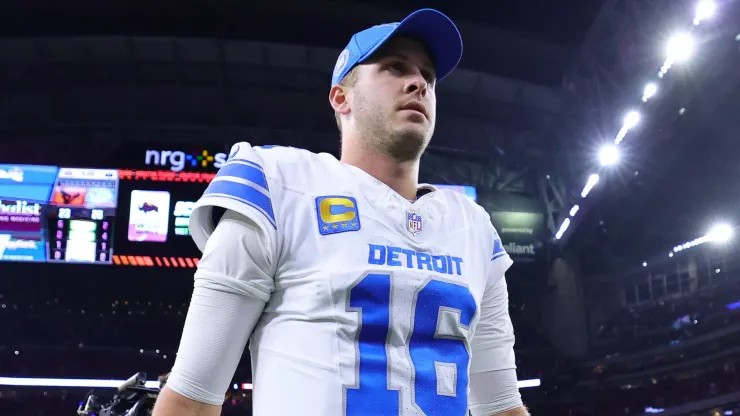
[342,163,438,204]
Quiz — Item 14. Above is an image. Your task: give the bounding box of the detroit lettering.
[367,244,464,275]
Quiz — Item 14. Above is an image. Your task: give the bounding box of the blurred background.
[0,0,739,414]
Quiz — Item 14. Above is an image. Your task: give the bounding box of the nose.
[404,74,428,98]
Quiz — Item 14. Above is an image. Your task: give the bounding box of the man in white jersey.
[154,8,527,416]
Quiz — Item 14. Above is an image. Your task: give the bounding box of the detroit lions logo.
[333,49,350,78]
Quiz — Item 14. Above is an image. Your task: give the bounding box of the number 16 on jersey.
[344,272,477,416]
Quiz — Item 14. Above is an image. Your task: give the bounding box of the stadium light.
[642,83,658,102]
[615,111,642,144]
[623,111,641,130]
[660,33,695,76]
[599,144,620,166]
[0,376,160,389]
[707,223,733,243]
[672,223,734,254]
[555,218,571,240]
[666,33,695,63]
[581,174,600,198]
[674,237,705,252]
[569,205,580,217]
[555,0,726,242]
[694,0,716,25]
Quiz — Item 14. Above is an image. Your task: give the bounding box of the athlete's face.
[347,37,437,162]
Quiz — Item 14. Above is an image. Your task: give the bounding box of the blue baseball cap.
[331,9,463,86]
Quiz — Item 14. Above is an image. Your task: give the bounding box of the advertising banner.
[490,211,546,262]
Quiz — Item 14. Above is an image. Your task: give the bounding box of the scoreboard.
[0,164,209,266]
[0,165,118,265]
[1,162,476,268]
[47,168,119,264]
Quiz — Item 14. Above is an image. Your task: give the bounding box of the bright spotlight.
[555,218,571,240]
[599,144,620,166]
[694,0,716,25]
[642,83,658,102]
[623,111,641,130]
[667,33,695,63]
[707,224,733,243]
[581,174,600,198]
[569,205,580,217]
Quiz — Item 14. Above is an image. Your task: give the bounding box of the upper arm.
[164,143,286,406]
[470,222,515,375]
[470,274,516,374]
[190,142,287,300]
[165,211,272,406]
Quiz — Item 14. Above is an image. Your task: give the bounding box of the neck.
[341,139,420,201]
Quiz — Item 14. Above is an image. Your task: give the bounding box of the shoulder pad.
[190,142,277,251]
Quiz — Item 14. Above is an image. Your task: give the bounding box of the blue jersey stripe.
[491,252,508,261]
[204,179,276,228]
[217,160,269,191]
[491,238,507,261]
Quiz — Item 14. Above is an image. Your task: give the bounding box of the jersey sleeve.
[468,221,523,415]
[166,210,271,405]
[190,142,281,276]
[168,143,286,404]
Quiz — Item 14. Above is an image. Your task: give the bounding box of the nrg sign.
[144,150,227,172]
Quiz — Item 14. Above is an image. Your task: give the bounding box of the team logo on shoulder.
[316,196,361,236]
[406,210,423,235]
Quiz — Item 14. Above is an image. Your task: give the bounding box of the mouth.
[400,102,427,118]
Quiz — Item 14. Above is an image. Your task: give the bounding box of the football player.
[154,8,527,416]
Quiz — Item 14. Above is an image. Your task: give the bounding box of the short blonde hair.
[333,65,360,132]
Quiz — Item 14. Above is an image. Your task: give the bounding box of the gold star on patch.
[333,224,338,229]
[341,223,348,228]
[322,225,329,231]
[351,222,357,227]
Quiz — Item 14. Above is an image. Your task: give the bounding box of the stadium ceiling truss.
[0,36,572,235]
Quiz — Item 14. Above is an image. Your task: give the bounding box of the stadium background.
[1,0,739,414]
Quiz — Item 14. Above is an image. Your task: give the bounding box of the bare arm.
[154,386,222,416]
[493,406,529,415]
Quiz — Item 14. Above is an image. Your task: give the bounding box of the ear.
[329,84,351,116]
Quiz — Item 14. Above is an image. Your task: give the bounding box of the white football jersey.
[189,143,515,416]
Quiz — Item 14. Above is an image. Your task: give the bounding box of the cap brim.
[358,9,463,82]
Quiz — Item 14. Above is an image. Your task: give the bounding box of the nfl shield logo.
[407,211,423,235]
